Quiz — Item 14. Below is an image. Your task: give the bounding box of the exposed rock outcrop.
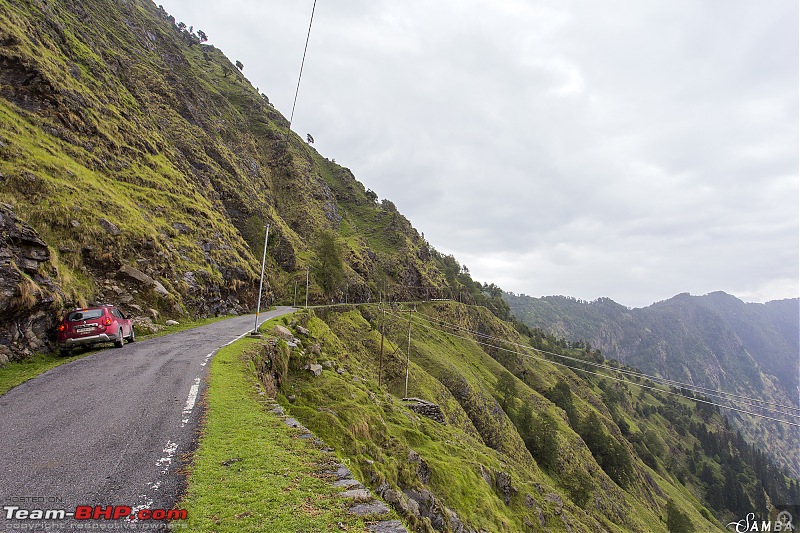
[401,488,476,533]
[495,471,517,505]
[117,264,170,298]
[250,339,290,398]
[402,397,446,424]
[0,203,67,362]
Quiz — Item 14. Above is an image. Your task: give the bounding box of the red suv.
[57,305,135,356]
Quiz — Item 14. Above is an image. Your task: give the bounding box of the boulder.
[0,345,10,366]
[378,484,409,515]
[117,264,170,297]
[348,501,390,517]
[340,489,372,501]
[99,218,121,236]
[332,464,353,480]
[367,520,408,533]
[272,324,293,341]
[333,479,362,489]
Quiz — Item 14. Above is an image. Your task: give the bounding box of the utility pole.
[293,280,298,308]
[253,223,270,334]
[378,305,385,388]
[404,308,412,398]
[305,267,309,309]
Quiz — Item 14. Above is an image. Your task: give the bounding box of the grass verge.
[178,334,370,532]
[0,350,92,396]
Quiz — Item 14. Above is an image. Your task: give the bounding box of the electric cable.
[286,0,317,140]
[411,308,800,415]
[412,308,800,418]
[303,301,800,420]
[385,308,800,428]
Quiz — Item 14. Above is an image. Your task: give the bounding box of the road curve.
[0,307,295,531]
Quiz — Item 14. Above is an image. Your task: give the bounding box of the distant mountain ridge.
[504,291,800,475]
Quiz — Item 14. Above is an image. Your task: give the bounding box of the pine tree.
[531,412,559,471]
[495,371,517,412]
[547,379,577,427]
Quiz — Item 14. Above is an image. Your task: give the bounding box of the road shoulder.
[178,329,385,531]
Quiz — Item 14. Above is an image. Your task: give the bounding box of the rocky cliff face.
[0,203,66,362]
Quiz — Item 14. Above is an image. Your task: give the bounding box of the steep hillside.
[503,292,800,476]
[255,302,799,531]
[0,0,498,360]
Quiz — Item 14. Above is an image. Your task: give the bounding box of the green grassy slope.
[247,302,800,532]
[0,0,493,360]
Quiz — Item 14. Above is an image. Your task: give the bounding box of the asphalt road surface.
[0,307,294,532]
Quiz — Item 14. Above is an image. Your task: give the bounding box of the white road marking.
[183,377,201,414]
[129,495,153,521]
[135,312,290,518]
[156,440,178,474]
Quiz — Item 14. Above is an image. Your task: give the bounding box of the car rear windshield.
[66,309,104,321]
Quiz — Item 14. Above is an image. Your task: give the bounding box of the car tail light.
[58,324,66,332]
[104,317,112,325]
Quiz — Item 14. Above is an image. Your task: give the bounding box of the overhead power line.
[286,0,318,140]
[412,309,800,415]
[390,309,800,428]
[305,301,799,425]
[412,308,800,418]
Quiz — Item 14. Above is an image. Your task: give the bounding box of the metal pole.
[404,308,412,398]
[293,280,298,308]
[305,267,309,309]
[253,223,270,334]
[378,306,385,388]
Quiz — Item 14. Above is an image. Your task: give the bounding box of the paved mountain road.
[0,307,294,531]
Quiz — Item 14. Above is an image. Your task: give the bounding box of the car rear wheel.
[59,348,71,357]
[127,325,135,343]
[114,328,124,348]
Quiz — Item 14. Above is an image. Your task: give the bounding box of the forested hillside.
[504,292,800,477]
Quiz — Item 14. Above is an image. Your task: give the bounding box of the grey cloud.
[158,0,798,307]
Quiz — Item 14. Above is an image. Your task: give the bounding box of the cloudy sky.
[157,0,798,308]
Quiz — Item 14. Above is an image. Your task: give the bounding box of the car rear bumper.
[59,333,115,348]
